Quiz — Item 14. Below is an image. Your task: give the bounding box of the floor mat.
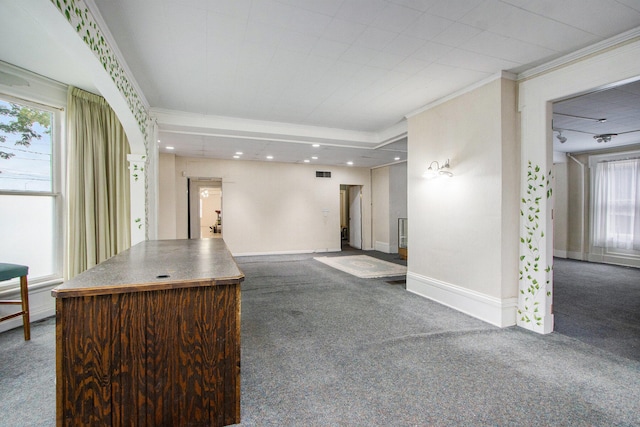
[314,255,407,278]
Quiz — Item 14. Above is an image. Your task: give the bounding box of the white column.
[517,102,554,334]
[128,154,146,245]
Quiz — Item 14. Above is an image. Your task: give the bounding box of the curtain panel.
[592,158,640,251]
[67,87,131,279]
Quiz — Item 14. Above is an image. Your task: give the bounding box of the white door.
[349,185,362,249]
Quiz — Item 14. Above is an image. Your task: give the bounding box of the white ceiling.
[553,79,640,153]
[1,0,640,166]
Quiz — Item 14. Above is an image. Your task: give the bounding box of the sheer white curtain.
[66,87,131,279]
[592,158,640,250]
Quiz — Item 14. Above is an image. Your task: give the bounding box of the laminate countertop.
[52,239,244,298]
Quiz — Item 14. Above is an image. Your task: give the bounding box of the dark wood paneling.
[56,282,241,426]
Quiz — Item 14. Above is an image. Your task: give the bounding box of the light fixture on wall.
[556,130,567,143]
[423,159,453,179]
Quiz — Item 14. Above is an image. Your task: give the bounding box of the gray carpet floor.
[553,257,640,361]
[1,251,639,426]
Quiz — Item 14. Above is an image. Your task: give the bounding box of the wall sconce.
[423,159,453,179]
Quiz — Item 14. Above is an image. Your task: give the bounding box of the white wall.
[158,153,177,239]
[406,77,519,327]
[158,156,373,255]
[552,161,569,258]
[372,167,390,252]
[389,162,408,254]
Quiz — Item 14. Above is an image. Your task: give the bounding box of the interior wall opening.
[188,178,222,239]
[551,77,640,359]
[339,184,363,251]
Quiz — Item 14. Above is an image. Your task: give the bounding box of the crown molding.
[517,26,640,81]
[83,0,150,111]
[152,108,408,148]
[405,71,514,119]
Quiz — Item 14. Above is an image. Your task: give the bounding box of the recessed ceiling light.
[157,139,161,143]
[394,157,400,161]
[266,155,273,160]
[347,161,353,166]
[166,146,174,150]
[304,159,310,163]
[311,156,318,160]
[312,144,320,148]
[235,151,243,155]
[233,155,240,159]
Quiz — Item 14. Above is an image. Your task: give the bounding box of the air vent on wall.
[316,171,331,178]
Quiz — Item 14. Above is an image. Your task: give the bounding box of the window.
[0,99,53,191]
[0,95,62,282]
[592,157,640,251]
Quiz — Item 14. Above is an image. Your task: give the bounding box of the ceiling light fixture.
[235,151,243,155]
[166,146,175,150]
[266,155,273,160]
[593,133,617,143]
[347,161,353,166]
[394,156,400,161]
[312,144,320,148]
[312,156,318,160]
[556,131,567,144]
[304,159,310,163]
[423,159,453,179]
[233,155,240,159]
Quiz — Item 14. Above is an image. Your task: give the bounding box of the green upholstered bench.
[0,263,30,340]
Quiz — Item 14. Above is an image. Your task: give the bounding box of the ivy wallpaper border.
[50,0,150,148]
[518,161,552,327]
[51,0,151,238]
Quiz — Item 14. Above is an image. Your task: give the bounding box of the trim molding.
[567,251,586,261]
[234,248,343,257]
[405,71,515,119]
[153,108,409,149]
[518,27,640,81]
[406,272,517,328]
[553,250,568,258]
[374,241,391,253]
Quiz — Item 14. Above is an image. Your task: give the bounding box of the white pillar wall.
[518,35,640,334]
[129,154,147,245]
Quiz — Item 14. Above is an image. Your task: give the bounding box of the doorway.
[188,178,222,239]
[340,184,362,250]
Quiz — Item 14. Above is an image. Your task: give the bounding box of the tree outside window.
[0,99,53,192]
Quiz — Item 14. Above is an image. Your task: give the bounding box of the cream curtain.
[593,158,640,250]
[67,87,131,278]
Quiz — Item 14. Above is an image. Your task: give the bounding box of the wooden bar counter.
[52,239,244,427]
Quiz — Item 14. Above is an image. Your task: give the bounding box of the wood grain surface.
[56,281,241,426]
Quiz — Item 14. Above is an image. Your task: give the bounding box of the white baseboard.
[567,251,586,261]
[406,272,517,328]
[553,249,567,258]
[234,248,342,257]
[587,252,640,268]
[0,282,56,334]
[374,241,391,253]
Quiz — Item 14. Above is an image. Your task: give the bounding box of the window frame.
[0,90,65,288]
[588,149,640,266]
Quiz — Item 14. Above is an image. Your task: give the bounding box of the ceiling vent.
[316,171,331,178]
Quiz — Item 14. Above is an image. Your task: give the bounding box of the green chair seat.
[0,262,30,340]
[0,263,29,282]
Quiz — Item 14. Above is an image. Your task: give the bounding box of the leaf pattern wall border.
[518,161,552,326]
[50,0,150,150]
